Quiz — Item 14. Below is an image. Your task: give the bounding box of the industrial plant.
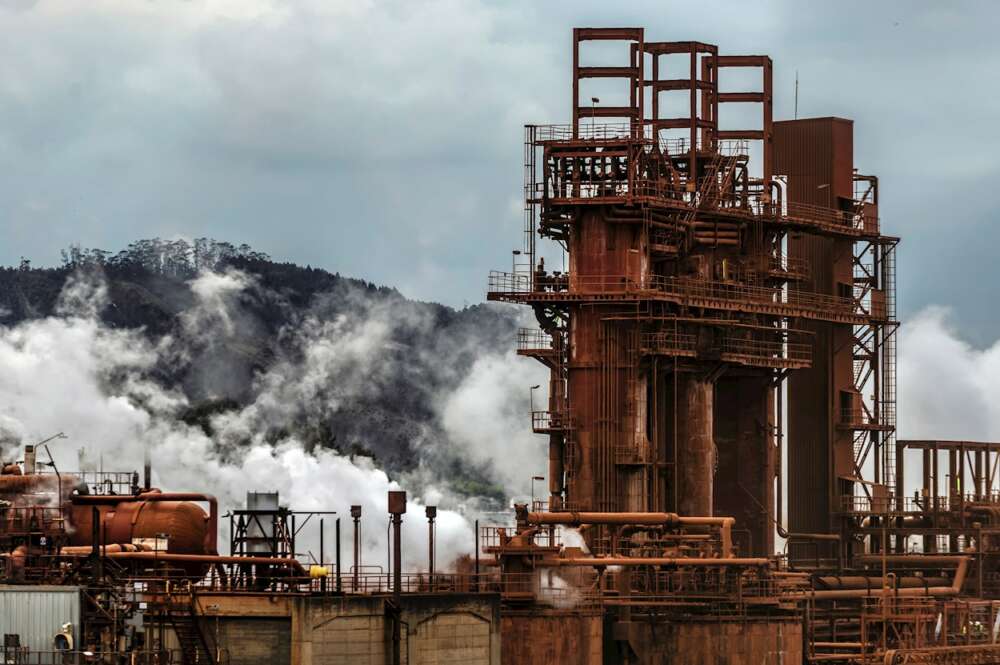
[3,26,1000,665]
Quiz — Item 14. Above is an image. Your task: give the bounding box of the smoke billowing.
[0,266,547,570]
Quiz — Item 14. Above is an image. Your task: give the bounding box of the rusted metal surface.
[478,24,993,665]
[2,23,998,665]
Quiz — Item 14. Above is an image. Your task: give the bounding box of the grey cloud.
[1,1,998,343]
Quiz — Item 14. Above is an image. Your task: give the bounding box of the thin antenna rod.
[794,69,799,119]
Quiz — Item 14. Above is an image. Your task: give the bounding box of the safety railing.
[0,651,179,665]
[491,270,860,318]
[516,328,555,351]
[658,277,856,315]
[533,123,642,143]
[721,337,812,365]
[639,331,698,355]
[840,406,895,430]
[479,524,561,551]
[0,506,66,535]
[840,494,902,514]
[531,410,575,432]
[604,565,778,604]
[487,270,532,293]
[768,252,810,278]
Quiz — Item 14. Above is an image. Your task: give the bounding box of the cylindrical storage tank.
[68,500,209,554]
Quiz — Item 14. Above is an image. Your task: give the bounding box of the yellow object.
[309,565,329,578]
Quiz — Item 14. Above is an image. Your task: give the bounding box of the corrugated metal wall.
[0,585,81,652]
[774,118,854,546]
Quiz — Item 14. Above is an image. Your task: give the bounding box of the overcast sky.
[1,1,998,342]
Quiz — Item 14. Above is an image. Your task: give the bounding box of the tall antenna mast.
[794,69,799,119]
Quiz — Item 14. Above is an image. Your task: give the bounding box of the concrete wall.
[213,618,291,665]
[402,594,500,665]
[192,592,501,665]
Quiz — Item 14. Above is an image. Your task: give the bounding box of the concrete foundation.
[183,592,501,665]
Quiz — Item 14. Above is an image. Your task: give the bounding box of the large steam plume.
[0,268,547,570]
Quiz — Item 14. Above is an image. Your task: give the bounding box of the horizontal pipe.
[60,544,147,556]
[526,512,679,526]
[853,554,967,567]
[538,557,769,567]
[789,557,969,600]
[785,532,841,542]
[815,575,950,589]
[105,552,306,575]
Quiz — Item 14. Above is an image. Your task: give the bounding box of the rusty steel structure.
[489,27,896,558]
[482,26,1000,665]
[6,24,1000,665]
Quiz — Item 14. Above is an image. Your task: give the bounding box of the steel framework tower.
[488,28,897,558]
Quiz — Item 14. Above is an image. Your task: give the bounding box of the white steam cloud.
[0,269,547,571]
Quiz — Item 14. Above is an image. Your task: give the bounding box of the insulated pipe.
[72,491,219,554]
[538,557,769,567]
[853,554,970,569]
[526,511,680,526]
[815,576,950,589]
[104,551,307,575]
[789,557,969,600]
[60,544,147,556]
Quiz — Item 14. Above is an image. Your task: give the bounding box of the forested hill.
[0,239,521,503]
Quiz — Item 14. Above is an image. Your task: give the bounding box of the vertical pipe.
[923,447,933,553]
[392,513,402,598]
[143,448,151,491]
[475,519,480,592]
[335,518,342,593]
[572,29,579,137]
[776,379,783,538]
[425,506,436,591]
[351,505,361,592]
[387,491,406,665]
[320,518,326,593]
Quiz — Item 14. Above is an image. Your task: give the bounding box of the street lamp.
[531,475,545,508]
[591,96,600,129]
[529,384,541,412]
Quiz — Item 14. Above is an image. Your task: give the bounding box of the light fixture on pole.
[591,96,599,129]
[529,384,541,412]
